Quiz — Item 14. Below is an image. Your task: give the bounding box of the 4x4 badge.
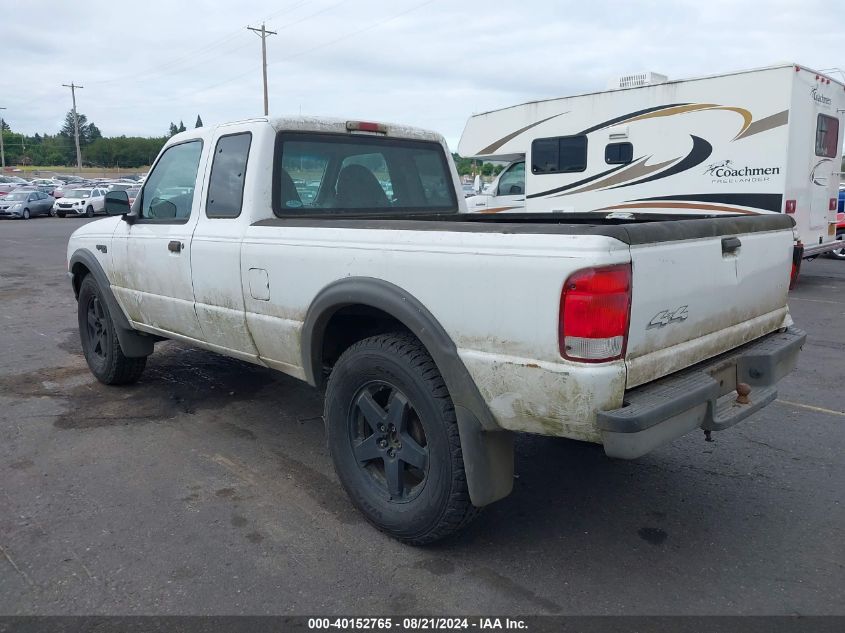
[648,306,689,329]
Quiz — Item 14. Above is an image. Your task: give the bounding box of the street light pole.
[0,107,6,171]
[62,82,84,173]
[247,23,276,116]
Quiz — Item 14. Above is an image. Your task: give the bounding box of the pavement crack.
[0,544,35,587]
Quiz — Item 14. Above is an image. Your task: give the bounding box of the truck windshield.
[274,132,457,216]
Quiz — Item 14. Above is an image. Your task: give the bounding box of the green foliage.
[195,115,203,129]
[59,110,101,145]
[451,152,502,178]
[177,121,186,133]
[2,118,166,168]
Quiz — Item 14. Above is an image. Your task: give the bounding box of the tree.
[169,122,178,137]
[195,115,203,128]
[59,110,100,145]
[177,120,186,133]
[1,119,9,132]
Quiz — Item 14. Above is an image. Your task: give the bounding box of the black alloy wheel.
[348,380,429,502]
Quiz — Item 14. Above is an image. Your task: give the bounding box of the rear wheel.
[78,275,147,385]
[50,207,57,217]
[325,332,477,545]
[828,232,845,260]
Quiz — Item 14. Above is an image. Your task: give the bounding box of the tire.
[77,275,147,385]
[57,212,65,218]
[22,208,30,220]
[325,332,478,545]
[50,207,57,217]
[828,232,845,260]
[85,206,94,218]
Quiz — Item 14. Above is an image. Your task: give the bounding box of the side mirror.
[105,190,130,216]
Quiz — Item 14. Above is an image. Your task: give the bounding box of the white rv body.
[458,64,844,257]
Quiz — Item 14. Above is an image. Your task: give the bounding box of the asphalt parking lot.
[1,217,843,616]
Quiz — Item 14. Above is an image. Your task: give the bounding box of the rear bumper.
[803,237,842,257]
[598,326,806,459]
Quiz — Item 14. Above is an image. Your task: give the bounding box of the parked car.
[0,190,54,219]
[13,184,56,197]
[126,186,140,205]
[53,188,107,217]
[0,175,26,197]
[830,186,845,259]
[67,117,804,544]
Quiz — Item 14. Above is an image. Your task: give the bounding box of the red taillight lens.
[559,264,632,362]
[829,198,837,211]
[346,120,387,134]
[785,199,796,214]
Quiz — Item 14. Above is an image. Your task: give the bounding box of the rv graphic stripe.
[476,112,570,156]
[577,103,688,135]
[526,161,632,199]
[633,193,783,213]
[609,135,713,190]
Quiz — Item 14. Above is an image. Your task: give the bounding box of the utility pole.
[62,82,84,173]
[0,107,6,171]
[247,23,276,116]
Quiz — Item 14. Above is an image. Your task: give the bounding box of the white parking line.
[777,399,845,417]
[789,297,845,306]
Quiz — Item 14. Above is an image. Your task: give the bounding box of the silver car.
[0,190,54,219]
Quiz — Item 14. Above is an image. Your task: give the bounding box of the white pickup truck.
[67,116,805,544]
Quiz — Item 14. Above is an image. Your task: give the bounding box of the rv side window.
[531,136,587,174]
[605,142,633,165]
[815,114,839,158]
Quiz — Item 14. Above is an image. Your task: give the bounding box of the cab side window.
[497,161,525,195]
[206,133,252,218]
[140,140,203,221]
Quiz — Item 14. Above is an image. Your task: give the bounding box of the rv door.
[810,113,840,232]
[465,161,526,213]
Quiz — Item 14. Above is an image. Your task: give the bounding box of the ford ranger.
[67,116,805,544]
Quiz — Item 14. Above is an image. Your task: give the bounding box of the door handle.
[721,236,741,254]
[168,240,183,253]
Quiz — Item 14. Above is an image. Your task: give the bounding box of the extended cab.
[67,117,805,543]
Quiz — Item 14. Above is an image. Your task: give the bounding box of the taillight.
[559,264,632,363]
[830,198,837,211]
[785,199,796,214]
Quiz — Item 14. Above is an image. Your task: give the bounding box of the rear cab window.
[273,132,457,216]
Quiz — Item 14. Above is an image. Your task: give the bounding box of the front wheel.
[22,208,30,220]
[85,206,94,218]
[325,332,477,545]
[828,232,845,260]
[77,275,147,385]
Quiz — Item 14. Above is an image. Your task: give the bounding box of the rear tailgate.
[623,215,795,388]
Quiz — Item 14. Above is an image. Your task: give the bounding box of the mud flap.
[455,406,514,507]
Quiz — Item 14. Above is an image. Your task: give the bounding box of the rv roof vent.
[608,72,668,90]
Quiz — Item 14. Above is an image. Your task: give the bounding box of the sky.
[2,0,842,149]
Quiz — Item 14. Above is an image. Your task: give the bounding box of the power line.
[194,0,436,100]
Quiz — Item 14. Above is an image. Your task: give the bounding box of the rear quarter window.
[273,132,457,216]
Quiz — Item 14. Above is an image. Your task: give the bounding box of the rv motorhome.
[458,64,845,262]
